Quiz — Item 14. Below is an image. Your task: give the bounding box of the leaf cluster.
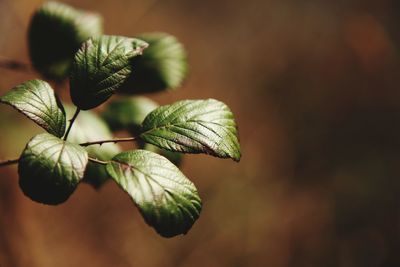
[0,1,241,238]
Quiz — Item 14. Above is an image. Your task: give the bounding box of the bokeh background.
[1,0,400,266]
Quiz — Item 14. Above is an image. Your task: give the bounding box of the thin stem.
[0,157,110,167]
[63,108,81,141]
[0,158,19,167]
[89,157,109,165]
[80,137,136,147]
[0,57,32,73]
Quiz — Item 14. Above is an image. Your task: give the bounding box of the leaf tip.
[135,39,149,55]
[233,154,241,162]
[232,146,242,162]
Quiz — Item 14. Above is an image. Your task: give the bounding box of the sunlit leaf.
[18,133,88,205]
[143,143,183,167]
[101,97,183,165]
[106,150,201,237]
[70,35,148,110]
[0,79,66,137]
[140,99,241,161]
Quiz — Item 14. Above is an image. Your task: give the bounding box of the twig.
[80,137,136,147]
[63,108,81,141]
[0,158,19,167]
[0,157,109,167]
[88,157,109,165]
[0,57,32,73]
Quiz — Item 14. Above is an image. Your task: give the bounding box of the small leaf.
[106,150,201,237]
[119,32,188,94]
[18,133,88,205]
[140,99,241,161]
[70,35,148,110]
[0,79,66,137]
[28,1,103,80]
[102,96,159,133]
[65,105,120,188]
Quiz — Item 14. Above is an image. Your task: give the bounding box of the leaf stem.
[64,108,81,141]
[0,158,19,167]
[80,137,137,147]
[0,57,32,73]
[88,157,109,165]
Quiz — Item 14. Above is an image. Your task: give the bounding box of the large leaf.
[0,79,66,137]
[106,150,201,237]
[101,96,159,133]
[18,133,88,205]
[70,35,148,110]
[65,105,120,188]
[28,1,103,80]
[119,32,188,94]
[140,99,241,161]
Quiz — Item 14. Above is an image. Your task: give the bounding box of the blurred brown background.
[2,0,400,266]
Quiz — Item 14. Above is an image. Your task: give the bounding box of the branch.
[63,108,81,141]
[89,157,109,165]
[0,158,19,167]
[80,137,136,147]
[0,157,109,167]
[0,57,32,73]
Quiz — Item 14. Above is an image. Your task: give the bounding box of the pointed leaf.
[70,35,148,110]
[119,32,188,94]
[28,1,103,80]
[140,99,241,161]
[0,79,66,137]
[102,96,159,133]
[106,150,201,237]
[65,105,120,188]
[18,133,88,205]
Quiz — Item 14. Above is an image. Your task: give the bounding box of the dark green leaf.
[18,133,88,205]
[28,1,103,80]
[0,79,66,137]
[70,35,148,110]
[106,150,201,237]
[102,96,158,133]
[140,99,241,161]
[119,32,188,94]
[65,105,120,188]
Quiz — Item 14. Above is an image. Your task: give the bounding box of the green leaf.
[28,1,103,80]
[101,97,183,166]
[106,150,201,237]
[0,79,66,137]
[18,133,88,205]
[119,32,188,94]
[70,35,148,110]
[143,143,183,167]
[140,99,241,161]
[101,96,159,133]
[65,105,120,188]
